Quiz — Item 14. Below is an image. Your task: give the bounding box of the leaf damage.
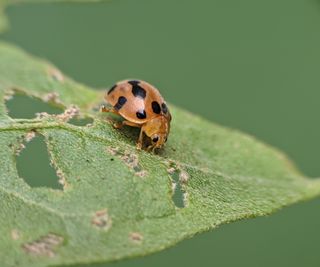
[129,232,143,244]
[107,146,148,177]
[46,66,65,83]
[22,233,64,258]
[91,209,112,231]
[0,42,319,267]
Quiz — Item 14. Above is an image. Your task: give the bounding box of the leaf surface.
[0,42,320,267]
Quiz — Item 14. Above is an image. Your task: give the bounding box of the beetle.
[102,80,171,152]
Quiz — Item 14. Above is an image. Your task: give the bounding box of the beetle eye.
[152,136,159,143]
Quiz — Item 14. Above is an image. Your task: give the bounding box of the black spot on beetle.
[152,101,161,114]
[114,96,127,110]
[136,109,147,119]
[132,86,146,99]
[129,81,146,99]
[128,80,140,86]
[107,84,117,95]
[161,103,168,114]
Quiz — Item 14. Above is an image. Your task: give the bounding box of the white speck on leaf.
[179,170,189,184]
[25,131,36,142]
[11,229,21,240]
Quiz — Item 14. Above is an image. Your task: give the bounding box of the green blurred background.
[1,0,320,266]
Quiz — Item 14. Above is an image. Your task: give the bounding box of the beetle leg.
[114,120,141,129]
[100,105,109,112]
[114,121,138,129]
[146,145,157,153]
[152,146,157,153]
[123,121,141,128]
[113,122,123,129]
[136,129,144,150]
[101,105,119,115]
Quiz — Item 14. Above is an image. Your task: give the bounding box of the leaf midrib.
[2,118,315,185]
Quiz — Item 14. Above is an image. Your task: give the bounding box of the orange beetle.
[102,80,172,151]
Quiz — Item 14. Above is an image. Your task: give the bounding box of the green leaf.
[0,42,320,267]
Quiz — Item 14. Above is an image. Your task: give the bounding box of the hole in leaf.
[169,168,185,208]
[16,134,63,190]
[68,117,93,126]
[6,93,63,119]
